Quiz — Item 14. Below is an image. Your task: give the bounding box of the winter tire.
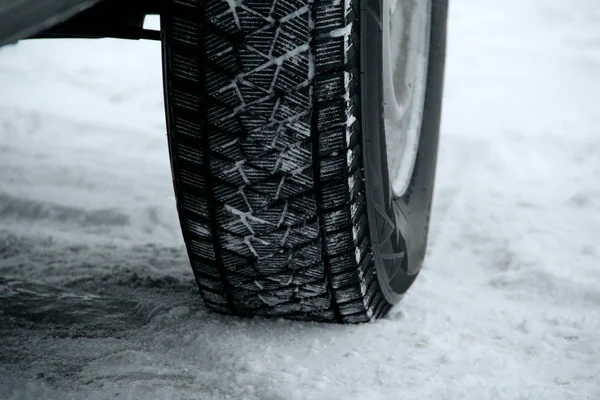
[160,0,448,322]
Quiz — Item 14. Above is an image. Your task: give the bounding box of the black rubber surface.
[362,0,448,303]
[161,0,447,322]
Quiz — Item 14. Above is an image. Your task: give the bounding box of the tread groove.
[309,1,343,324]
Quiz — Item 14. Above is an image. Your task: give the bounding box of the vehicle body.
[1,0,161,46]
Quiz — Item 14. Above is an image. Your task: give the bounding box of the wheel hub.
[383,0,432,197]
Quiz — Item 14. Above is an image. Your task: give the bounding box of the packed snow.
[1,0,599,399]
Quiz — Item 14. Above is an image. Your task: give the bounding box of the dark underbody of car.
[0,0,164,47]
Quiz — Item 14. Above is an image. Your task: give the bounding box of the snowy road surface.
[1,0,599,399]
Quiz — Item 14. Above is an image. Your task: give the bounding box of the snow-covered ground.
[1,0,599,398]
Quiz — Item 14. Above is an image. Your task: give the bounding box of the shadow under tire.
[160,0,448,323]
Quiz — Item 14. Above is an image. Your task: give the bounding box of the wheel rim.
[383,0,432,198]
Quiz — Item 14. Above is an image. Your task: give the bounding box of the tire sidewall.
[361,0,448,303]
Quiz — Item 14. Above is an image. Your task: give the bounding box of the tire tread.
[163,0,389,322]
